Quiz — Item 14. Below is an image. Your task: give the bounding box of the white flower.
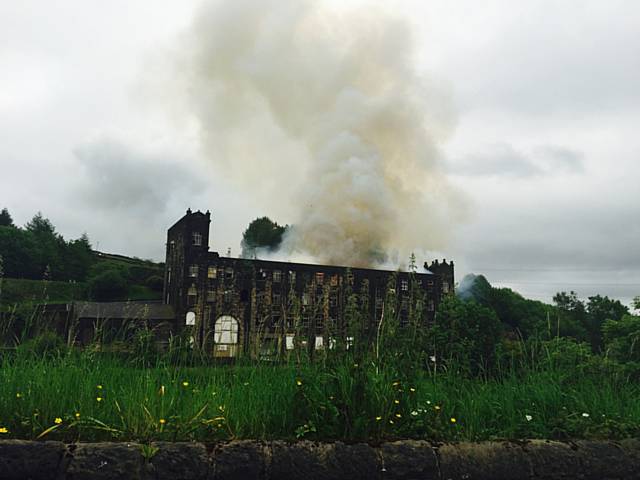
[582,412,590,418]
[429,355,437,363]
[525,415,533,422]
[411,410,419,417]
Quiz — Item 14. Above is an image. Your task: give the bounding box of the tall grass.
[0,347,638,443]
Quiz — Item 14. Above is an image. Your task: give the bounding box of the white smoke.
[167,0,464,267]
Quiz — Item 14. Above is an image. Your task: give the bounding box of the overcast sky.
[1,0,638,306]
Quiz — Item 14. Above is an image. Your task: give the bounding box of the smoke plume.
[170,0,463,267]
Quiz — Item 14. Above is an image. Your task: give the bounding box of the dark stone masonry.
[1,439,639,480]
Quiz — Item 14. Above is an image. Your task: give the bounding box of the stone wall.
[1,439,638,480]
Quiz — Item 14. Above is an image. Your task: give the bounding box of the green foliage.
[145,275,164,293]
[603,314,640,363]
[16,331,67,358]
[89,269,129,301]
[430,296,502,374]
[0,208,14,227]
[241,217,287,258]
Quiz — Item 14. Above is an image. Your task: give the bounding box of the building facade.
[163,209,454,358]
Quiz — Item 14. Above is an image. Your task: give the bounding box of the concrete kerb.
[0,439,638,480]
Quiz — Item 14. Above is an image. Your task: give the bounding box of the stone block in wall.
[522,440,580,479]
[66,442,143,480]
[148,442,210,480]
[270,440,379,480]
[379,440,438,480]
[0,440,66,480]
[438,441,532,480]
[572,440,638,480]
[212,440,268,480]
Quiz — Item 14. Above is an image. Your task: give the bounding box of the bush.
[17,331,67,358]
[145,275,164,293]
[88,269,128,301]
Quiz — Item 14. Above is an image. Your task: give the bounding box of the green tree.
[603,313,640,363]
[585,295,629,352]
[552,291,589,341]
[429,296,502,374]
[241,217,287,258]
[0,208,14,227]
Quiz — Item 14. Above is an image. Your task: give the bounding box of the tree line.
[0,208,93,281]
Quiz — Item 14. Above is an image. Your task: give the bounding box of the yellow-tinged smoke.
[172,0,464,267]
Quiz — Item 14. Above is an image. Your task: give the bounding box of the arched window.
[185,311,196,326]
[214,315,239,344]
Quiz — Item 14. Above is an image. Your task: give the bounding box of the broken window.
[223,290,233,303]
[207,287,216,302]
[225,268,234,280]
[330,274,339,286]
[315,272,324,285]
[272,293,281,306]
[189,264,199,277]
[192,232,202,246]
[285,334,295,350]
[214,315,238,344]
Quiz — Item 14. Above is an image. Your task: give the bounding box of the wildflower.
[96,397,103,402]
[450,417,456,423]
[243,382,249,386]
[0,427,8,434]
[426,400,431,405]
[54,418,62,425]
[411,410,419,417]
[182,381,189,387]
[582,413,590,418]
[159,418,166,425]
[16,393,22,399]
[375,416,382,421]
[409,387,416,393]
[395,413,402,418]
[296,379,302,386]
[97,385,103,390]
[434,405,441,411]
[218,405,225,412]
[525,415,533,422]
[389,420,394,424]
[159,385,165,396]
[394,399,400,405]
[392,381,400,386]
[75,412,80,419]
[353,363,359,367]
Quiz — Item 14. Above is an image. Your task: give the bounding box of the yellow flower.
[182,381,189,387]
[75,412,80,419]
[54,418,62,424]
[16,393,22,398]
[218,405,225,412]
[159,418,166,425]
[392,381,400,386]
[159,385,165,396]
[97,385,103,390]
[0,427,8,434]
[434,405,441,411]
[96,397,103,402]
[450,417,457,423]
[394,399,400,404]
[395,413,402,418]
[296,379,302,386]
[375,416,382,421]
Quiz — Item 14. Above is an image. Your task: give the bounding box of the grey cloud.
[448,143,584,178]
[74,138,205,217]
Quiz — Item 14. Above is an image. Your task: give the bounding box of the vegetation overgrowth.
[1,293,639,443]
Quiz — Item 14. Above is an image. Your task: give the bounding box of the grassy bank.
[0,351,638,443]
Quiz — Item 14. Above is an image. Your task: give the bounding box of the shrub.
[88,269,128,301]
